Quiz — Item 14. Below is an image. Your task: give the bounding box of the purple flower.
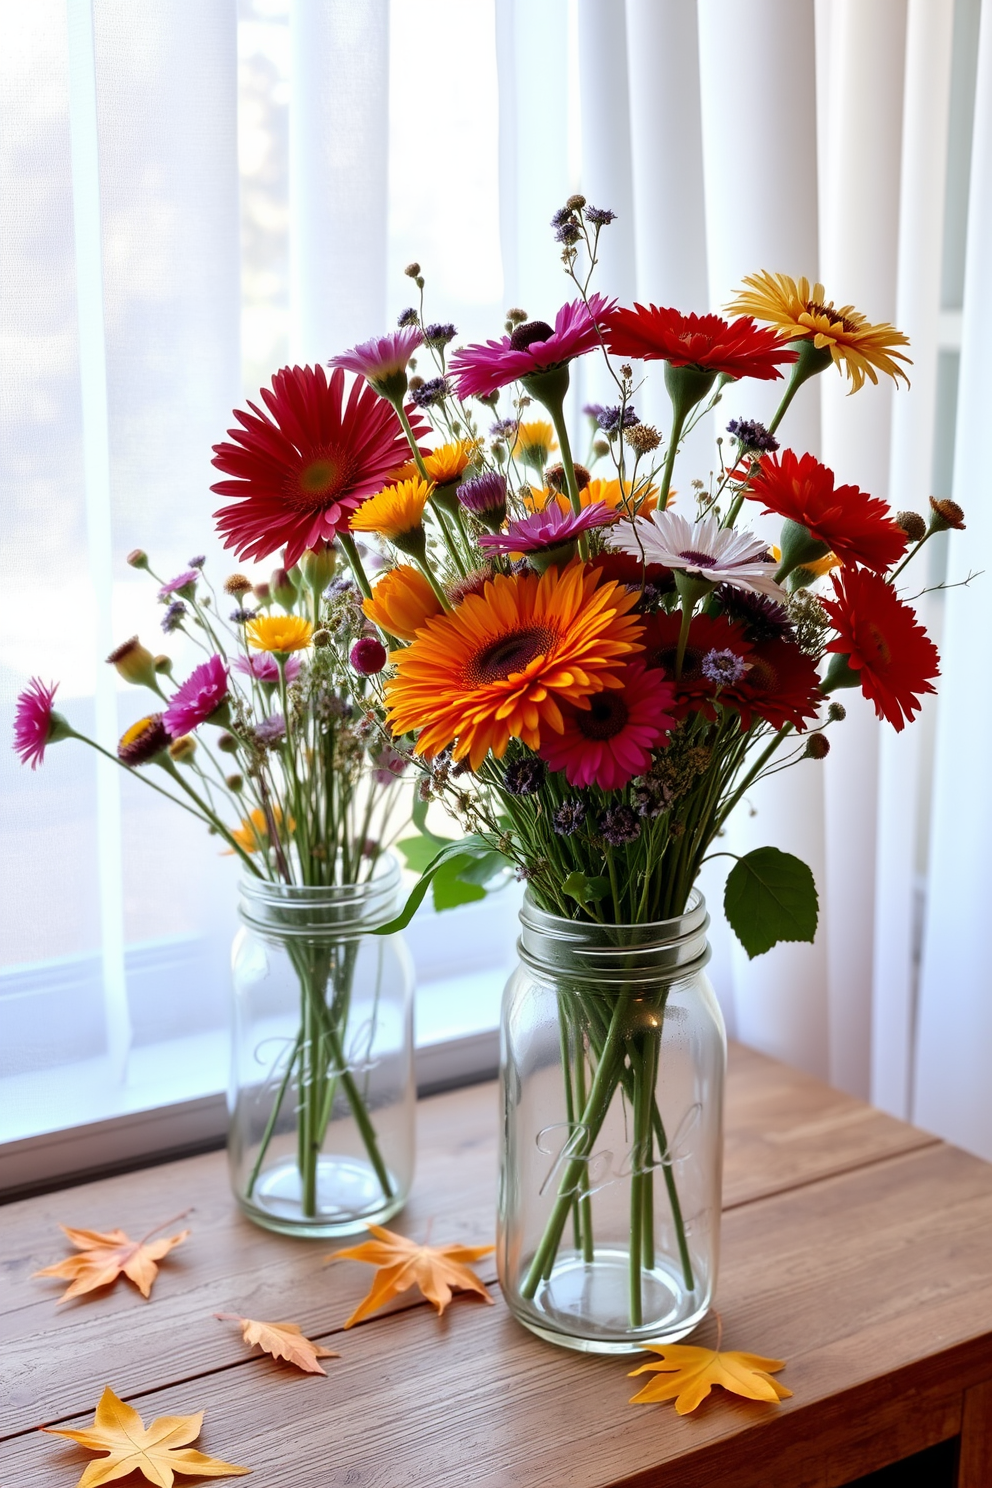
[478,500,616,555]
[490,418,519,441]
[598,805,641,846]
[188,554,206,569]
[411,376,450,409]
[552,799,586,836]
[397,307,419,328]
[158,569,199,602]
[727,417,779,454]
[328,326,423,393]
[233,652,302,686]
[583,403,606,423]
[457,472,507,523]
[597,404,639,434]
[423,322,457,347]
[503,755,546,796]
[701,648,749,686]
[585,205,616,225]
[163,654,229,737]
[254,713,286,746]
[372,744,408,785]
[448,294,614,401]
[161,600,187,634]
[350,637,388,676]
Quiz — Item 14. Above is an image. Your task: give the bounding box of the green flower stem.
[558,1004,583,1254]
[339,534,374,601]
[573,1023,594,1263]
[245,1027,304,1200]
[530,378,591,561]
[393,398,432,484]
[768,338,835,436]
[431,504,469,576]
[415,553,454,612]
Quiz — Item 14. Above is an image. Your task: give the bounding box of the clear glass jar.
[498,890,725,1353]
[228,855,415,1238]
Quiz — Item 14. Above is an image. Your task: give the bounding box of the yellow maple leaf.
[328,1222,495,1327]
[42,1385,249,1486]
[629,1343,792,1415]
[214,1312,339,1374]
[34,1213,191,1302]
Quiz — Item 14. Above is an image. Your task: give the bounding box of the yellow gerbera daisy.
[512,419,558,472]
[246,614,314,653]
[350,476,434,547]
[383,560,644,769]
[228,805,291,853]
[363,564,444,641]
[727,272,911,393]
[422,440,481,486]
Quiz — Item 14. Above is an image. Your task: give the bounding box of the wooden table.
[2,1042,991,1487]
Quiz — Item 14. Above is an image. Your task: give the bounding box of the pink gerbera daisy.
[163,655,230,737]
[157,569,199,602]
[328,326,424,397]
[211,364,427,568]
[13,678,69,769]
[449,294,614,400]
[539,660,676,791]
[233,652,302,686]
[478,500,616,555]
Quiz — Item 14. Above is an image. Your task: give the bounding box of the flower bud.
[928,496,966,532]
[224,573,253,596]
[299,541,337,593]
[804,734,830,760]
[896,510,927,543]
[126,548,149,569]
[253,581,271,605]
[154,654,173,675]
[565,193,587,211]
[271,567,298,610]
[225,772,244,792]
[217,731,239,754]
[404,261,421,278]
[106,636,159,690]
[312,628,332,648]
[350,637,388,676]
[168,735,197,763]
[592,440,610,459]
[827,701,847,722]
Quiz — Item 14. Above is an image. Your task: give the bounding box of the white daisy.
[611,510,786,601]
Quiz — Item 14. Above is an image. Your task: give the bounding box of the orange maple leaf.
[34,1212,191,1302]
[328,1222,495,1326]
[214,1312,339,1375]
[629,1343,792,1415]
[42,1385,249,1486]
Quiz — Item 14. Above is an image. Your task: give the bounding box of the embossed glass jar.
[498,891,726,1353]
[228,856,415,1238]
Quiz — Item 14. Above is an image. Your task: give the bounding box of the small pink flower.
[13,678,63,769]
[164,655,229,737]
[233,652,301,686]
[449,295,614,400]
[478,500,616,555]
[329,327,424,392]
[157,569,199,601]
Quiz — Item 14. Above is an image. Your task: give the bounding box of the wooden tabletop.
[2,1041,991,1487]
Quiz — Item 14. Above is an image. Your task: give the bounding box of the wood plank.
[958,1377,992,1488]
[0,1043,940,1441]
[4,1142,992,1486]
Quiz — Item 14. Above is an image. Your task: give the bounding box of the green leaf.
[431,856,488,910]
[397,833,450,874]
[562,871,611,906]
[412,789,431,834]
[374,834,495,935]
[724,847,819,959]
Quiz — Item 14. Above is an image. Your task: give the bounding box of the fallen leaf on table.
[328,1222,495,1327]
[629,1343,792,1415]
[42,1385,249,1485]
[34,1212,191,1302]
[214,1312,339,1374]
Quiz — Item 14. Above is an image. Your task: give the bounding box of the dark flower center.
[865,623,891,666]
[293,453,349,509]
[466,626,555,686]
[806,302,860,335]
[678,549,716,567]
[577,692,629,741]
[510,320,555,352]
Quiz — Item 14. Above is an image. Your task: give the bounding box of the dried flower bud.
[894,511,926,543]
[168,735,197,763]
[126,548,149,569]
[106,636,158,690]
[565,193,586,211]
[592,439,610,459]
[154,654,172,675]
[217,731,239,754]
[545,462,591,494]
[506,307,528,325]
[224,574,253,596]
[804,734,830,760]
[408,375,425,392]
[928,496,966,532]
[225,772,244,792]
[253,582,271,604]
[827,701,847,722]
[312,627,332,648]
[404,261,421,278]
[624,424,662,455]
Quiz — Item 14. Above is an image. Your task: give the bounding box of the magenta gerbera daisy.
[328,326,424,397]
[477,500,616,556]
[211,364,427,567]
[13,678,70,769]
[449,294,614,400]
[163,655,230,737]
[233,652,302,686]
[157,569,199,602]
[539,661,676,791]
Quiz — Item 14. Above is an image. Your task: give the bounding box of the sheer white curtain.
[3,0,988,1165]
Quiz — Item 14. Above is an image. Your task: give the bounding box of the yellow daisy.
[228,805,291,854]
[350,476,434,549]
[363,564,444,641]
[423,440,481,486]
[770,543,840,579]
[512,419,558,472]
[727,272,911,393]
[246,614,314,653]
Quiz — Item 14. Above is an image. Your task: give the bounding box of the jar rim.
[517,888,710,983]
[239,849,401,904]
[237,851,402,938]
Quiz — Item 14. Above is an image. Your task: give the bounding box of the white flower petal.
[609,509,786,602]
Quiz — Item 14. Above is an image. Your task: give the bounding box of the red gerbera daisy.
[449,294,613,400]
[211,365,427,567]
[822,568,939,731]
[602,305,797,382]
[539,660,676,791]
[718,635,823,732]
[748,450,907,574]
[641,610,753,718]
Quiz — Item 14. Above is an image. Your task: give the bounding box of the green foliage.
[379,831,508,931]
[723,847,818,959]
[561,871,611,906]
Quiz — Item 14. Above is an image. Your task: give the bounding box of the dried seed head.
[895,510,927,543]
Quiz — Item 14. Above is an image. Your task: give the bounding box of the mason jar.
[228,854,415,1238]
[498,890,725,1352]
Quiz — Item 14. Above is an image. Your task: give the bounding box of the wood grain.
[958,1377,992,1488]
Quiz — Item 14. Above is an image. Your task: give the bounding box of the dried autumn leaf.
[629,1343,792,1415]
[34,1213,191,1302]
[43,1385,249,1486]
[328,1222,495,1326]
[215,1312,339,1374]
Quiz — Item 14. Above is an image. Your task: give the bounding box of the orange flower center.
[464,626,556,687]
[577,692,629,741]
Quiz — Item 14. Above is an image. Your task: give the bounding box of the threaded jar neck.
[518,890,710,985]
[238,853,401,940]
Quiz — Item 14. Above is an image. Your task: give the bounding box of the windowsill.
[0,968,503,1199]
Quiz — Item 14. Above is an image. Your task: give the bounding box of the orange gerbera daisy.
[543,476,658,519]
[363,564,444,641]
[384,561,644,768]
[727,272,911,393]
[350,476,433,549]
[423,440,480,486]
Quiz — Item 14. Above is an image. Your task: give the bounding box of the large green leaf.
[375,834,499,933]
[723,847,819,959]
